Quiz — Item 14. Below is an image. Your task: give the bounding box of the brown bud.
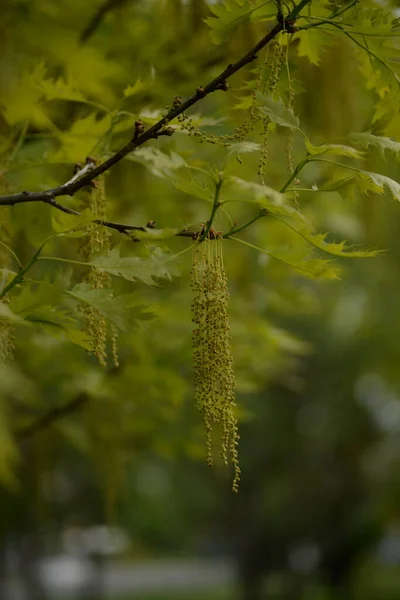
[146,220,156,229]
[172,96,182,107]
[216,80,229,92]
[196,86,205,97]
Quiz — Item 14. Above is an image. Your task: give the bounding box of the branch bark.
[15,393,89,440]
[0,0,312,211]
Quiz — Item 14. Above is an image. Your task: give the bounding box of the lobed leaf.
[254,92,300,129]
[89,246,179,286]
[305,139,363,159]
[348,131,400,157]
[68,283,154,332]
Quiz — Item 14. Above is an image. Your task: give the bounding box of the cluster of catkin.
[80,175,119,368]
[191,240,240,492]
[0,211,14,365]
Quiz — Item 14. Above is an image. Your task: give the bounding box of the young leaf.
[359,170,400,201]
[67,283,154,331]
[232,238,340,280]
[128,227,181,241]
[31,64,87,103]
[273,217,381,258]
[348,132,400,157]
[204,0,252,44]
[11,280,64,316]
[0,302,24,323]
[127,147,188,179]
[25,307,92,349]
[305,139,363,159]
[89,246,179,286]
[222,177,307,224]
[254,93,300,129]
[52,210,94,237]
[174,177,215,203]
[123,76,152,98]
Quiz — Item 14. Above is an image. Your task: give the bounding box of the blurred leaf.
[222,177,307,224]
[52,210,94,237]
[348,131,400,157]
[233,237,341,280]
[67,283,154,331]
[0,302,24,323]
[89,245,179,285]
[11,280,64,316]
[25,307,91,349]
[31,63,86,103]
[205,0,252,44]
[274,217,381,258]
[127,147,188,178]
[255,93,300,129]
[305,139,363,159]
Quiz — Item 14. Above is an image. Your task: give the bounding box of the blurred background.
[0,0,400,599]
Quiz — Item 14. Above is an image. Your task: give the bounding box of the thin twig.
[0,0,312,210]
[80,0,133,43]
[15,393,89,439]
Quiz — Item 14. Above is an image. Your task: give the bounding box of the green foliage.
[0,0,400,511]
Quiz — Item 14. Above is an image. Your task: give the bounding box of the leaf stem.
[0,241,22,269]
[223,209,267,238]
[280,154,310,192]
[37,256,90,267]
[199,178,224,241]
[0,239,51,299]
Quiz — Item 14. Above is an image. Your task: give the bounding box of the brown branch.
[80,0,134,44]
[15,393,89,440]
[0,0,312,210]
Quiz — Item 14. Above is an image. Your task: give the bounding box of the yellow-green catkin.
[258,38,285,183]
[80,174,119,367]
[191,240,240,492]
[0,210,14,365]
[285,40,300,207]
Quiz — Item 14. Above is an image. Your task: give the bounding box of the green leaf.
[67,283,154,331]
[205,0,274,43]
[123,76,152,98]
[31,63,87,103]
[0,302,24,323]
[25,307,92,349]
[273,217,381,258]
[11,280,64,316]
[228,141,261,156]
[355,170,400,201]
[255,92,300,129]
[127,147,188,178]
[52,210,94,237]
[174,177,215,203]
[305,139,363,159]
[348,131,400,157]
[89,246,179,286]
[128,227,181,241]
[222,177,307,224]
[205,0,252,44]
[293,27,331,66]
[232,237,340,280]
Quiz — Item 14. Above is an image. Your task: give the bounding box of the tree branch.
[0,0,312,210]
[80,0,134,44]
[15,393,89,440]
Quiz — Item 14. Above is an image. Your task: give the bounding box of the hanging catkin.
[191,240,240,492]
[80,174,119,368]
[0,210,14,365]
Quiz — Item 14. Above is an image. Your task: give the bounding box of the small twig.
[80,0,133,43]
[0,0,312,210]
[15,393,89,439]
